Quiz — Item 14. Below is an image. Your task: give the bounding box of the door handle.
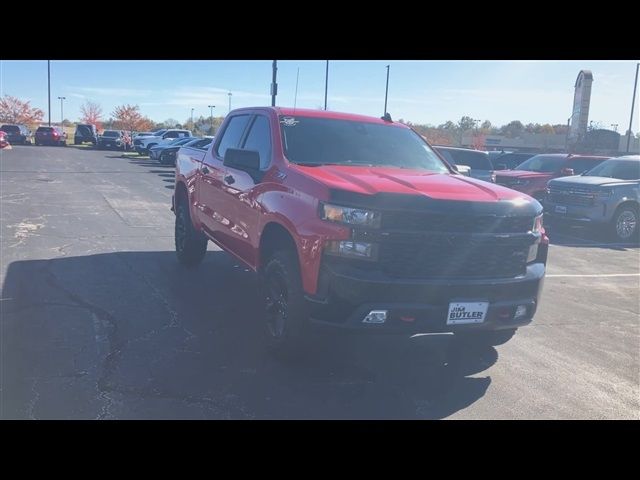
[224,175,235,185]
[201,166,210,174]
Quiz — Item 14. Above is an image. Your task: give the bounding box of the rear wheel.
[175,201,207,267]
[611,204,638,242]
[262,250,310,356]
[455,329,517,348]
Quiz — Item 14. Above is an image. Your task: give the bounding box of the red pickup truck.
[173,107,548,354]
[495,154,609,202]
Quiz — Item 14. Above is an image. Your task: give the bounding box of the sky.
[1,60,638,130]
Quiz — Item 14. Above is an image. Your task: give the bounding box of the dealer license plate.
[555,205,567,214]
[447,302,489,325]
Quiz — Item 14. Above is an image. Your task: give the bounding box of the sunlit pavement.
[1,145,638,419]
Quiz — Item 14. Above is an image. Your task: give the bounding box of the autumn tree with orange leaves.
[80,101,103,130]
[0,95,44,126]
[111,104,154,133]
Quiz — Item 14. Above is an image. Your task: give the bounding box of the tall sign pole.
[47,60,51,126]
[626,63,639,153]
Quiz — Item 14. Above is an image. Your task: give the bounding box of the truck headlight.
[532,214,543,233]
[325,241,378,261]
[320,203,381,228]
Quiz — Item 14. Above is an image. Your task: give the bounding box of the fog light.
[527,243,539,262]
[363,310,387,324]
[514,305,528,319]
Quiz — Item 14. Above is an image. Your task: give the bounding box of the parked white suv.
[134,129,192,155]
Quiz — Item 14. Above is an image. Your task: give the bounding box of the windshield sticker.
[280,117,299,127]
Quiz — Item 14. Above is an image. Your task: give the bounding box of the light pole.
[228,92,232,114]
[383,64,390,117]
[57,96,65,129]
[611,124,618,133]
[626,62,639,153]
[190,108,194,128]
[271,60,278,107]
[47,61,51,126]
[208,105,215,134]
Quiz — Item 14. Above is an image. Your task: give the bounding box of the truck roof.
[232,106,407,127]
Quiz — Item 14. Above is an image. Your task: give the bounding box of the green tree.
[457,116,476,132]
[501,120,524,138]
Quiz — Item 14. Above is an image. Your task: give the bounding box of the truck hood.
[550,175,639,187]
[294,164,529,202]
[495,170,553,180]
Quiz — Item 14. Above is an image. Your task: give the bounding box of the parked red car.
[34,126,67,146]
[0,130,9,149]
[173,107,548,354]
[495,154,609,202]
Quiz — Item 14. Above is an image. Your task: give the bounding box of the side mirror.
[495,164,507,170]
[224,148,261,172]
[449,163,459,173]
[560,167,575,176]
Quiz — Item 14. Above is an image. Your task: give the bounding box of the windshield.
[152,129,167,136]
[585,160,640,180]
[102,131,120,137]
[516,155,565,173]
[1,125,20,133]
[279,116,449,172]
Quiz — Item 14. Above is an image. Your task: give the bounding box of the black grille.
[378,236,529,279]
[548,186,595,207]
[382,212,532,233]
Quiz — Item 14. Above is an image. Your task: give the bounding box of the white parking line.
[550,242,639,248]
[547,273,640,278]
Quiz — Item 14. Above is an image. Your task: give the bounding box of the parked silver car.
[545,155,639,241]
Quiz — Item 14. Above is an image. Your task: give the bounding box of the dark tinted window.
[443,149,492,170]
[491,153,535,169]
[242,116,272,169]
[516,155,566,172]
[187,138,212,149]
[102,131,120,137]
[36,127,53,133]
[168,137,193,146]
[569,158,605,174]
[280,116,448,172]
[76,125,94,136]
[216,115,251,158]
[1,125,20,133]
[164,131,180,139]
[586,160,640,180]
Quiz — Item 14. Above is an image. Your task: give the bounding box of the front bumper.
[544,200,611,225]
[306,260,545,334]
[135,146,149,154]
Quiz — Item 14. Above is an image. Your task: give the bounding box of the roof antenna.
[293,67,300,113]
[381,112,392,122]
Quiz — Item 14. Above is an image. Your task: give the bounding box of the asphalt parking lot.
[1,145,638,419]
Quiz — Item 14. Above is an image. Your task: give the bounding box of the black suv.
[74,124,98,145]
[0,124,33,145]
[97,130,129,150]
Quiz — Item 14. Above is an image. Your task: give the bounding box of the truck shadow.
[1,251,494,419]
